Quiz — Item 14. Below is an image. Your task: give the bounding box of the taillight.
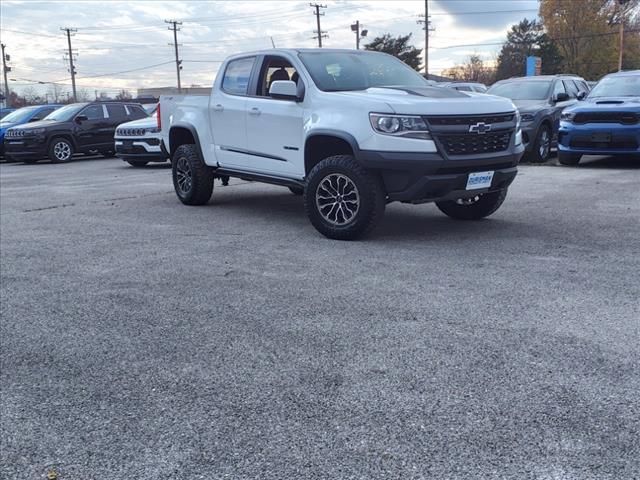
[157,103,161,130]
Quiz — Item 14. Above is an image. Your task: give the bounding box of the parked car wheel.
[558,152,582,166]
[288,186,304,196]
[172,144,214,205]
[48,137,74,163]
[126,160,149,168]
[436,189,508,220]
[304,155,385,240]
[525,124,551,163]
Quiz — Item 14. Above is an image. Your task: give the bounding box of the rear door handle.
[249,107,261,116]
[212,104,224,112]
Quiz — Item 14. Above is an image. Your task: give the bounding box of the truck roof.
[226,48,384,59]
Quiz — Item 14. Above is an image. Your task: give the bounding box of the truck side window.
[222,57,255,96]
[552,81,566,98]
[256,56,299,97]
[563,80,579,98]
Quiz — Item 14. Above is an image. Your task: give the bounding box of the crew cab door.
[241,55,305,178]
[74,104,110,150]
[209,56,256,167]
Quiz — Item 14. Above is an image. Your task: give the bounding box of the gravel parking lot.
[1,156,639,479]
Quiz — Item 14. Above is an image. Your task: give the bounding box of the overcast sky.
[0,0,539,98]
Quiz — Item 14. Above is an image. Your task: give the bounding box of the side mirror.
[577,91,587,100]
[28,117,40,122]
[75,115,88,123]
[269,80,301,101]
[554,92,570,103]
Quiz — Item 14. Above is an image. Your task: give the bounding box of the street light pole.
[1,43,11,107]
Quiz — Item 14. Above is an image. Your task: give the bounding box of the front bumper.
[359,148,522,203]
[558,122,640,156]
[3,137,48,159]
[114,137,168,162]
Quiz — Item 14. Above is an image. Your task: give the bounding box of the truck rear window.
[222,57,255,96]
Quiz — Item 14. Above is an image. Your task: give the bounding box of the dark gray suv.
[488,75,589,162]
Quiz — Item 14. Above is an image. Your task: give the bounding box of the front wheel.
[48,137,74,163]
[558,152,582,166]
[304,155,385,240]
[436,189,508,220]
[172,144,214,205]
[525,124,551,163]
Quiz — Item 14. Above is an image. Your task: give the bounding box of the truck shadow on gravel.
[206,188,524,241]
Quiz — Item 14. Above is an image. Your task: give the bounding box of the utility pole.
[350,21,368,50]
[61,28,78,102]
[417,0,434,77]
[166,20,183,92]
[310,3,327,48]
[0,43,10,107]
[617,0,630,71]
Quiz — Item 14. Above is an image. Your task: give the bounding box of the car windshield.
[588,75,640,98]
[298,51,431,92]
[43,103,87,121]
[0,106,39,124]
[488,81,552,100]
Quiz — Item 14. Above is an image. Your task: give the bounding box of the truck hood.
[6,119,61,130]
[117,116,156,129]
[331,87,517,115]
[510,99,551,113]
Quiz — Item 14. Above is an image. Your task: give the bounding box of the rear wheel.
[48,137,74,163]
[172,144,214,205]
[126,160,149,168]
[558,151,582,166]
[304,155,385,240]
[436,189,508,220]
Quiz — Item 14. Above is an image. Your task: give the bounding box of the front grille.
[426,114,514,126]
[570,135,638,149]
[573,111,638,125]
[436,131,512,155]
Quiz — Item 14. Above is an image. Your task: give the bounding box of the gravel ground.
[1,155,639,480]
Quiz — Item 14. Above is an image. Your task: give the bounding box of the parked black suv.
[3,101,148,163]
[487,75,589,162]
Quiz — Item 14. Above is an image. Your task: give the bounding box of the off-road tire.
[436,188,508,220]
[558,151,582,166]
[524,124,551,163]
[172,144,214,205]
[304,155,385,240]
[48,137,74,164]
[289,186,304,196]
[126,160,149,168]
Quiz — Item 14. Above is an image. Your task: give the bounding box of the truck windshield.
[298,51,431,92]
[44,103,87,122]
[488,81,552,100]
[588,75,640,98]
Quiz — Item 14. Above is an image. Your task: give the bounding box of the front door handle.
[249,107,261,116]
[212,104,224,112]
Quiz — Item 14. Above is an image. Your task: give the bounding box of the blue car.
[558,70,639,165]
[0,104,62,157]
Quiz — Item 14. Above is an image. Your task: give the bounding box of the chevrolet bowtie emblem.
[469,122,492,134]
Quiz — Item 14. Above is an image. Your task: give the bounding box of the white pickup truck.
[160,49,524,240]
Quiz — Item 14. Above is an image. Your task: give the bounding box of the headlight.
[369,113,431,139]
[560,112,575,122]
[520,113,535,123]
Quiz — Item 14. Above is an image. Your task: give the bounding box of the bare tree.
[47,83,64,103]
[115,89,132,100]
[76,88,91,102]
[21,86,42,105]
